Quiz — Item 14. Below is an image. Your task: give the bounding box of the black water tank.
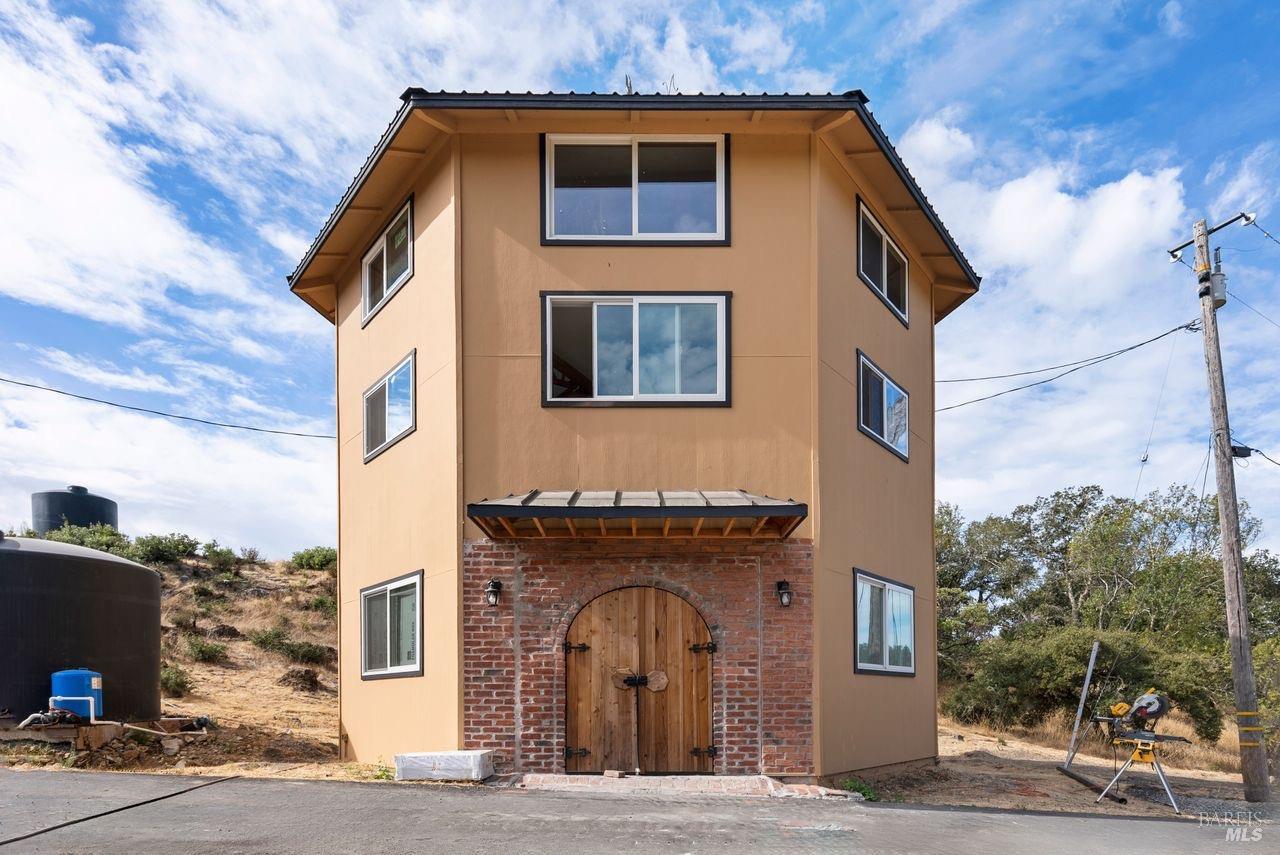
[31,485,119,535]
[0,536,161,720]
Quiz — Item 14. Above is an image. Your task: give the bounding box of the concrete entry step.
[395,750,495,781]
[504,773,858,800]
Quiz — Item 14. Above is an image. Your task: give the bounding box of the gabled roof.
[288,90,980,320]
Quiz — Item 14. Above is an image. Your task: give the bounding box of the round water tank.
[0,536,160,721]
[31,485,119,535]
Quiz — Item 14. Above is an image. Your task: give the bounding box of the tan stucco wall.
[459,132,815,526]
[326,122,944,770]
[811,141,938,775]
[334,142,463,762]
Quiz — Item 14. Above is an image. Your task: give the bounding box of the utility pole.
[1177,215,1271,802]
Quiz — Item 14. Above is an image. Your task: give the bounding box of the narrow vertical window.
[858,352,909,460]
[363,352,415,461]
[857,201,908,322]
[361,572,422,678]
[856,571,915,674]
[362,199,414,322]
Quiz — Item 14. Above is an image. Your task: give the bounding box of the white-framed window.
[855,571,915,674]
[362,199,414,322]
[544,134,727,242]
[858,351,909,460]
[543,293,729,404]
[363,351,415,461]
[361,571,421,678]
[857,200,908,322]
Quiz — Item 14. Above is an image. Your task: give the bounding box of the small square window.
[362,199,414,322]
[857,201,908,323]
[858,352,909,460]
[545,135,727,243]
[856,571,914,674]
[361,572,422,678]
[364,352,415,461]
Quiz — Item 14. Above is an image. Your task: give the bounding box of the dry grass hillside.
[2,551,358,777]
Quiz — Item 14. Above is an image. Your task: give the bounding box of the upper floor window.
[855,571,915,675]
[858,351,908,460]
[362,199,414,322]
[857,200,908,323]
[364,351,415,461]
[361,571,421,679]
[543,293,729,405]
[543,135,728,244]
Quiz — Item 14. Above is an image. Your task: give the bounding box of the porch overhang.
[466,490,807,540]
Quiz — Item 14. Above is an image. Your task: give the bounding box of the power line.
[1133,333,1179,499]
[935,320,1199,413]
[1227,289,1280,331]
[1249,219,1280,250]
[0,375,337,439]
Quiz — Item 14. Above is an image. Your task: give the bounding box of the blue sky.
[1,1,1277,556]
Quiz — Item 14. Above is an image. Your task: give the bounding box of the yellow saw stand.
[1095,732,1185,814]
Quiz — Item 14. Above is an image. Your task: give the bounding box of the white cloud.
[1157,1,1187,38]
[1208,142,1278,220]
[0,383,334,557]
[31,348,182,394]
[901,110,1280,549]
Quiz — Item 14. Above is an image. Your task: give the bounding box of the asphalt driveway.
[0,769,1257,853]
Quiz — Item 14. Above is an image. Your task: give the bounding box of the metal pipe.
[1065,640,1100,767]
[1056,764,1127,804]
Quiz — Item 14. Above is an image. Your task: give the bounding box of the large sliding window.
[855,571,915,675]
[362,199,414,323]
[544,135,727,243]
[361,571,422,679]
[857,200,908,323]
[543,293,729,405]
[857,351,909,461]
[363,351,415,462]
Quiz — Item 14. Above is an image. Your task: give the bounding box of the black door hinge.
[690,745,719,758]
[564,746,590,758]
[689,642,717,654]
[563,642,590,653]
[623,674,649,687]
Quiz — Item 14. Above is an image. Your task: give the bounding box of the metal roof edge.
[398,88,868,109]
[850,101,981,291]
[287,97,416,287]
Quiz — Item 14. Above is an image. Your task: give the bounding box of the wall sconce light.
[484,579,503,607]
[775,580,793,608]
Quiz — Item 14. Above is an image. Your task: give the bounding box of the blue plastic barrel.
[51,668,104,719]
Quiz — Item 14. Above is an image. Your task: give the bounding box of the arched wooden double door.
[564,587,713,774]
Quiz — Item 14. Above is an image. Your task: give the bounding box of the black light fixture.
[775,580,793,608]
[484,579,503,607]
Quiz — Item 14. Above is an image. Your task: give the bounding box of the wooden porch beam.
[565,516,578,537]
[750,516,770,537]
[692,517,705,537]
[721,518,736,536]
[532,517,547,537]
[813,111,854,134]
[504,109,518,123]
[497,517,519,537]
[412,109,457,134]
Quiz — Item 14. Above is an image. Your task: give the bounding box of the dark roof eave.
[287,89,980,297]
[466,502,808,521]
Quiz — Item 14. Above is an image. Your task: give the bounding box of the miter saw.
[1091,689,1191,814]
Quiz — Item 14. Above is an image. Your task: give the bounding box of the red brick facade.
[462,537,814,775]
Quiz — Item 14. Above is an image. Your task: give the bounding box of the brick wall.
[461,537,814,775]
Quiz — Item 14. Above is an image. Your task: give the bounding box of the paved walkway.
[508,772,855,799]
[0,769,1261,853]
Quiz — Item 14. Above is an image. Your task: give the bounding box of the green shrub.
[160,664,193,697]
[291,546,337,572]
[201,540,238,573]
[238,546,261,564]
[839,777,879,801]
[191,582,221,601]
[170,609,201,632]
[942,627,1226,742]
[248,628,336,665]
[304,595,338,619]
[213,571,242,588]
[185,636,228,664]
[133,533,200,564]
[43,522,134,559]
